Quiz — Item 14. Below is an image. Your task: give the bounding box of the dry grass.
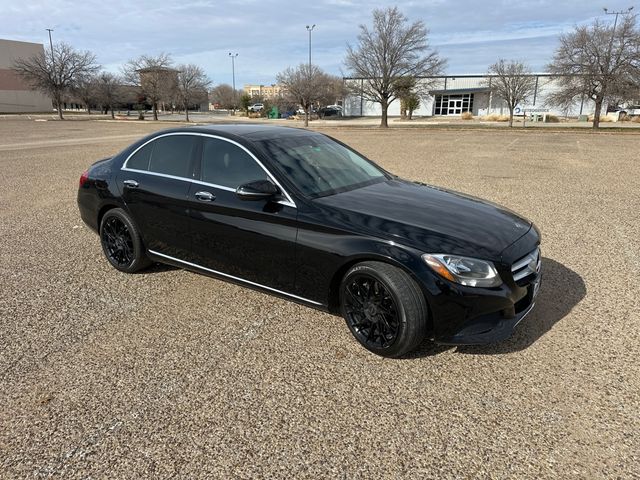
[484,113,510,122]
[545,114,560,123]
[633,116,640,123]
[587,115,614,123]
[461,111,473,120]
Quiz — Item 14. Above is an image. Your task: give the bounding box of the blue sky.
[1,0,634,86]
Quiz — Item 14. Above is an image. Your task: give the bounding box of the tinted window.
[127,142,153,171]
[201,138,268,188]
[257,134,386,197]
[147,135,195,178]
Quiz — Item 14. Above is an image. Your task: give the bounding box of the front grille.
[511,247,541,285]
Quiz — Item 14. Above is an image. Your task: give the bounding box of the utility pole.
[228,52,238,115]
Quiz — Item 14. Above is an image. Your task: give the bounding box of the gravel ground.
[0,118,638,479]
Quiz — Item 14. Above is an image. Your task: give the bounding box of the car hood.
[313,179,532,260]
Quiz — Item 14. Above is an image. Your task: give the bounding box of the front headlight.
[422,254,502,287]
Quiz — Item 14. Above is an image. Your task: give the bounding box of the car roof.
[165,124,321,141]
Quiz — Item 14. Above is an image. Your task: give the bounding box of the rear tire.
[340,261,428,357]
[99,208,151,273]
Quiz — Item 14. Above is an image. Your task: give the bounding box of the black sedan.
[78,125,541,357]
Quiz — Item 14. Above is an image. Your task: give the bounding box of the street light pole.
[46,28,55,68]
[603,6,634,54]
[305,24,315,68]
[229,52,238,115]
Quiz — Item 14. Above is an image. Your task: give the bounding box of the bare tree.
[277,64,335,126]
[486,60,537,127]
[73,73,98,114]
[122,53,176,120]
[94,72,122,119]
[344,6,445,128]
[548,14,640,128]
[12,42,99,119]
[176,64,211,121]
[210,84,242,111]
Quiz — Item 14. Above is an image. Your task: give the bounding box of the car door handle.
[123,179,139,188]
[195,191,216,202]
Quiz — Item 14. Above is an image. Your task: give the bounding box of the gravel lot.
[1,118,638,479]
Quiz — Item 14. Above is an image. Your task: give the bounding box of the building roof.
[429,87,491,95]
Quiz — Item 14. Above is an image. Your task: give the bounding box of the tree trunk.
[86,105,91,114]
[185,107,190,122]
[380,98,388,128]
[110,107,115,119]
[400,99,406,120]
[153,103,158,121]
[509,109,514,128]
[593,98,603,129]
[55,95,63,119]
[305,107,309,127]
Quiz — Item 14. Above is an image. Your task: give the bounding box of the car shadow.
[404,257,586,358]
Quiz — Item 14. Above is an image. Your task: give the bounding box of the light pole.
[46,28,55,68]
[603,6,634,54]
[305,24,315,68]
[229,52,238,114]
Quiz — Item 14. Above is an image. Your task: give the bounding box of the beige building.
[0,39,52,113]
[243,84,285,99]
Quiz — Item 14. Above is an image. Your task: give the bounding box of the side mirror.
[236,179,280,201]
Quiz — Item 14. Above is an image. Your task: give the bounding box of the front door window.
[434,94,474,115]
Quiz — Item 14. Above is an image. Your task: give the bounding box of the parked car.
[319,106,343,118]
[249,103,264,112]
[77,125,541,357]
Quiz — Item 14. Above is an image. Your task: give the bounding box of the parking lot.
[0,118,638,478]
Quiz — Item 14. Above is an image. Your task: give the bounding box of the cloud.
[1,0,634,85]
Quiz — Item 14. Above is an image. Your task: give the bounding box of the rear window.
[127,142,153,171]
[148,135,195,178]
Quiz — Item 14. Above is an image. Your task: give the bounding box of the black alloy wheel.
[343,274,400,349]
[340,261,428,357]
[99,208,150,273]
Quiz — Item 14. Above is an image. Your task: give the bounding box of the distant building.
[244,84,285,99]
[0,39,52,113]
[343,74,599,118]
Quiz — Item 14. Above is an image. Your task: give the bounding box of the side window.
[201,138,268,189]
[126,142,153,171]
[147,135,195,178]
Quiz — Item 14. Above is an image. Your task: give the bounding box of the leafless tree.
[94,72,122,119]
[122,53,176,120]
[486,59,537,127]
[344,6,445,128]
[73,73,98,114]
[277,64,335,126]
[547,14,640,128]
[176,64,211,121]
[12,42,99,119]
[210,84,243,111]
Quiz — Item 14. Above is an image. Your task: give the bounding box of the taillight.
[79,169,89,187]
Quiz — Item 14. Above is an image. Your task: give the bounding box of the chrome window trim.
[121,131,297,208]
[148,249,322,306]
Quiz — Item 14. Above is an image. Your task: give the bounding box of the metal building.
[343,74,597,118]
[0,39,52,113]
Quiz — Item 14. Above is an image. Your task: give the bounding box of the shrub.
[461,111,473,120]
[545,114,560,123]
[633,116,640,123]
[483,113,509,122]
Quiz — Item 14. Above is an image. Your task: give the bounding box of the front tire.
[99,208,150,273]
[340,261,428,358]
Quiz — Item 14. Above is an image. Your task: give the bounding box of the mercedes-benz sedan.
[78,125,541,357]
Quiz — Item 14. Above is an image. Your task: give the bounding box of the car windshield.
[257,134,387,197]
